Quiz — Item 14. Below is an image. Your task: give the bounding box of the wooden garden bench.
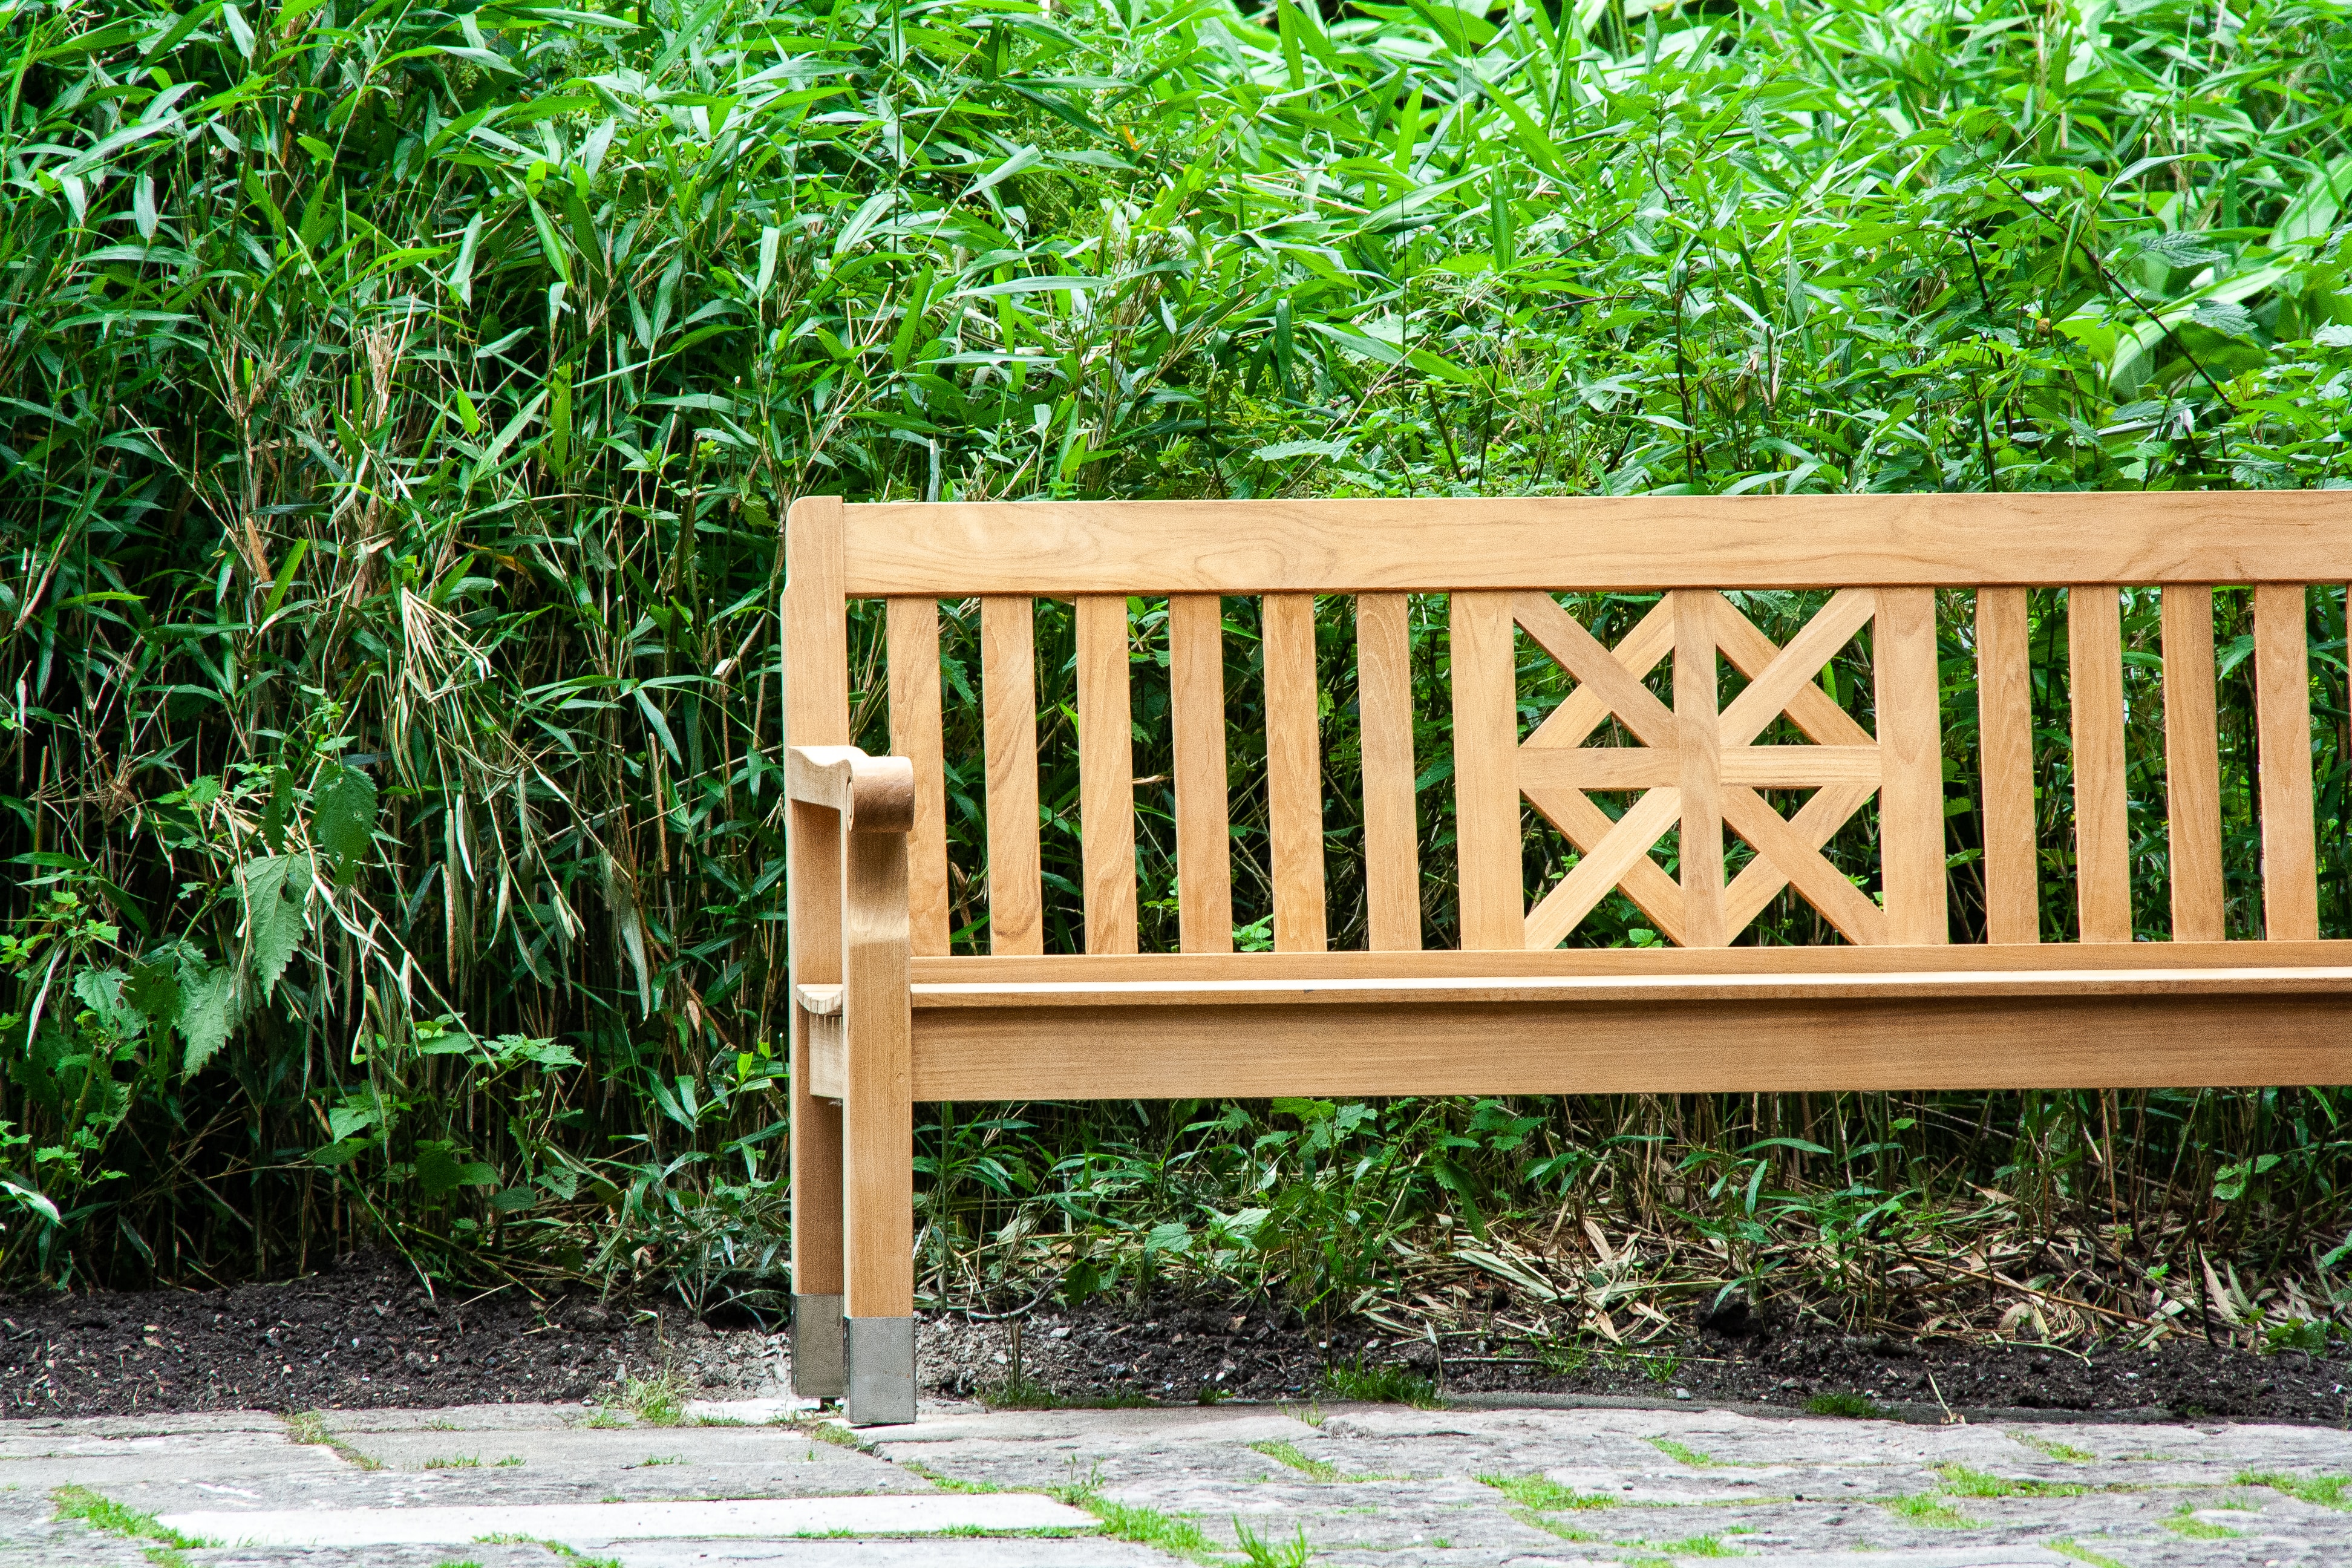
[780,492,2352,1423]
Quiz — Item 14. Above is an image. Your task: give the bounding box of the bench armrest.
[787,745,915,834]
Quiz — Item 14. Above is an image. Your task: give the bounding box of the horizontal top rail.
[825,493,2352,595]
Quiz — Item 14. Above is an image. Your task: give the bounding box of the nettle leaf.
[415,1140,499,1197]
[2132,230,2225,269]
[259,765,295,852]
[238,853,312,999]
[314,763,379,885]
[175,964,239,1077]
[2192,299,2260,339]
[122,959,180,1025]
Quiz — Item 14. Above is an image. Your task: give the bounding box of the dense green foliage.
[3,0,2350,1343]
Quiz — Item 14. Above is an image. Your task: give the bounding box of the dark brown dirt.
[0,1253,775,1418]
[925,1293,2352,1426]
[4,1259,2344,1426]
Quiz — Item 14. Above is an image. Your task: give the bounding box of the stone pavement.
[2,1393,2346,1566]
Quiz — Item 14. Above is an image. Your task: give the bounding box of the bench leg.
[789,1076,846,1397]
[841,829,915,1426]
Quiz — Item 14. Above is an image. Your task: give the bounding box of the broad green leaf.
[237,852,310,999]
[313,763,378,885]
[175,963,238,1077]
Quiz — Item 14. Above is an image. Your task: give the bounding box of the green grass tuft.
[1645,1437,1717,1468]
[1319,1361,1440,1408]
[2045,1540,2128,1568]
[2161,1506,2241,1539]
[1803,1392,1889,1419]
[51,1488,212,1550]
[1883,1492,1973,1528]
[2013,1434,2097,1463]
[1935,1464,2086,1498]
[1249,1440,1340,1481]
[1476,1472,1616,1511]
[2236,1469,2352,1509]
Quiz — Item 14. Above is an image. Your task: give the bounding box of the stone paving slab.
[5,1397,2348,1565]
[160,1493,1094,1546]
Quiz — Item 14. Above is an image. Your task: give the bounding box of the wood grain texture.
[785,495,849,747]
[1169,594,1233,953]
[1356,593,1422,951]
[2069,586,2132,943]
[1717,588,1877,745]
[841,828,912,1318]
[1521,784,1688,947]
[782,495,849,1302]
[981,596,1043,955]
[1723,783,1877,937]
[1524,786,1682,950]
[911,939,2352,985]
[1451,592,1525,950]
[1520,747,1880,791]
[1720,785,1889,945]
[1076,595,1138,956]
[1263,593,1328,952]
[1674,590,1726,949]
[2161,586,2224,943]
[786,799,843,1298]
[1713,596,1875,746]
[1521,596,1675,750]
[837,492,2352,594]
[909,995,2352,1099]
[1874,587,1949,944]
[1513,592,1678,746]
[1976,587,2038,946]
[2255,583,2319,941]
[887,598,950,955]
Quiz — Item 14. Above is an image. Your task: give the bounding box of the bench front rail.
[779,492,2352,1422]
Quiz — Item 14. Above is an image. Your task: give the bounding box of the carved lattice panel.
[1514,589,1886,949]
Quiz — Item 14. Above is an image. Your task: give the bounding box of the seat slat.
[1264,593,1327,952]
[1975,587,2037,946]
[2161,585,2224,942]
[1077,594,1138,955]
[887,597,951,956]
[1875,587,1949,944]
[1674,590,1727,949]
[2069,586,2131,943]
[1451,591,1524,950]
[1356,593,1421,951]
[981,596,1043,955]
[2255,583,2319,941]
[1169,593,1233,953]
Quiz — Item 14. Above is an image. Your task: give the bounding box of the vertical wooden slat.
[1875,587,1949,944]
[782,496,846,1310]
[1450,591,1523,950]
[2255,583,2319,941]
[1169,594,1233,953]
[1356,593,1422,951]
[2069,586,2131,943]
[1975,588,2037,945]
[1264,593,1328,952]
[1673,590,1726,949]
[2161,586,2224,943]
[981,596,1042,955]
[840,825,911,1320]
[887,598,950,956]
[1076,594,1138,955]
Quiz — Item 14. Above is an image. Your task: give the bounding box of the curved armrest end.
[788,745,916,834]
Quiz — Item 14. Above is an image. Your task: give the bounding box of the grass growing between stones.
[616,1370,694,1426]
[2237,1470,2352,1508]
[1232,1517,1315,1567]
[1250,1440,1341,1481]
[479,1537,623,1568]
[1883,1492,1973,1528]
[1645,1438,1718,1468]
[282,1410,384,1471]
[903,1460,1004,1494]
[51,1485,215,1563]
[1802,1393,1889,1419]
[2014,1435,2098,1463]
[425,1454,483,1469]
[2161,1506,2242,1538]
[1624,1534,1746,1560]
[2046,1541,2128,1568]
[1053,1486,1220,1565]
[1935,1465,2088,1498]
[1478,1473,1617,1511]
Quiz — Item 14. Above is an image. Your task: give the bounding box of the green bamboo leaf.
[313,762,378,886]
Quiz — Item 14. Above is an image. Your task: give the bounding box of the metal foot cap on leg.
[791,1293,844,1398]
[845,1315,916,1426]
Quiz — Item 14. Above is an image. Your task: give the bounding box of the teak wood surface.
[782,491,2352,1331]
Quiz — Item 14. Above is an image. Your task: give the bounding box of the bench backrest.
[782,494,2348,958]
